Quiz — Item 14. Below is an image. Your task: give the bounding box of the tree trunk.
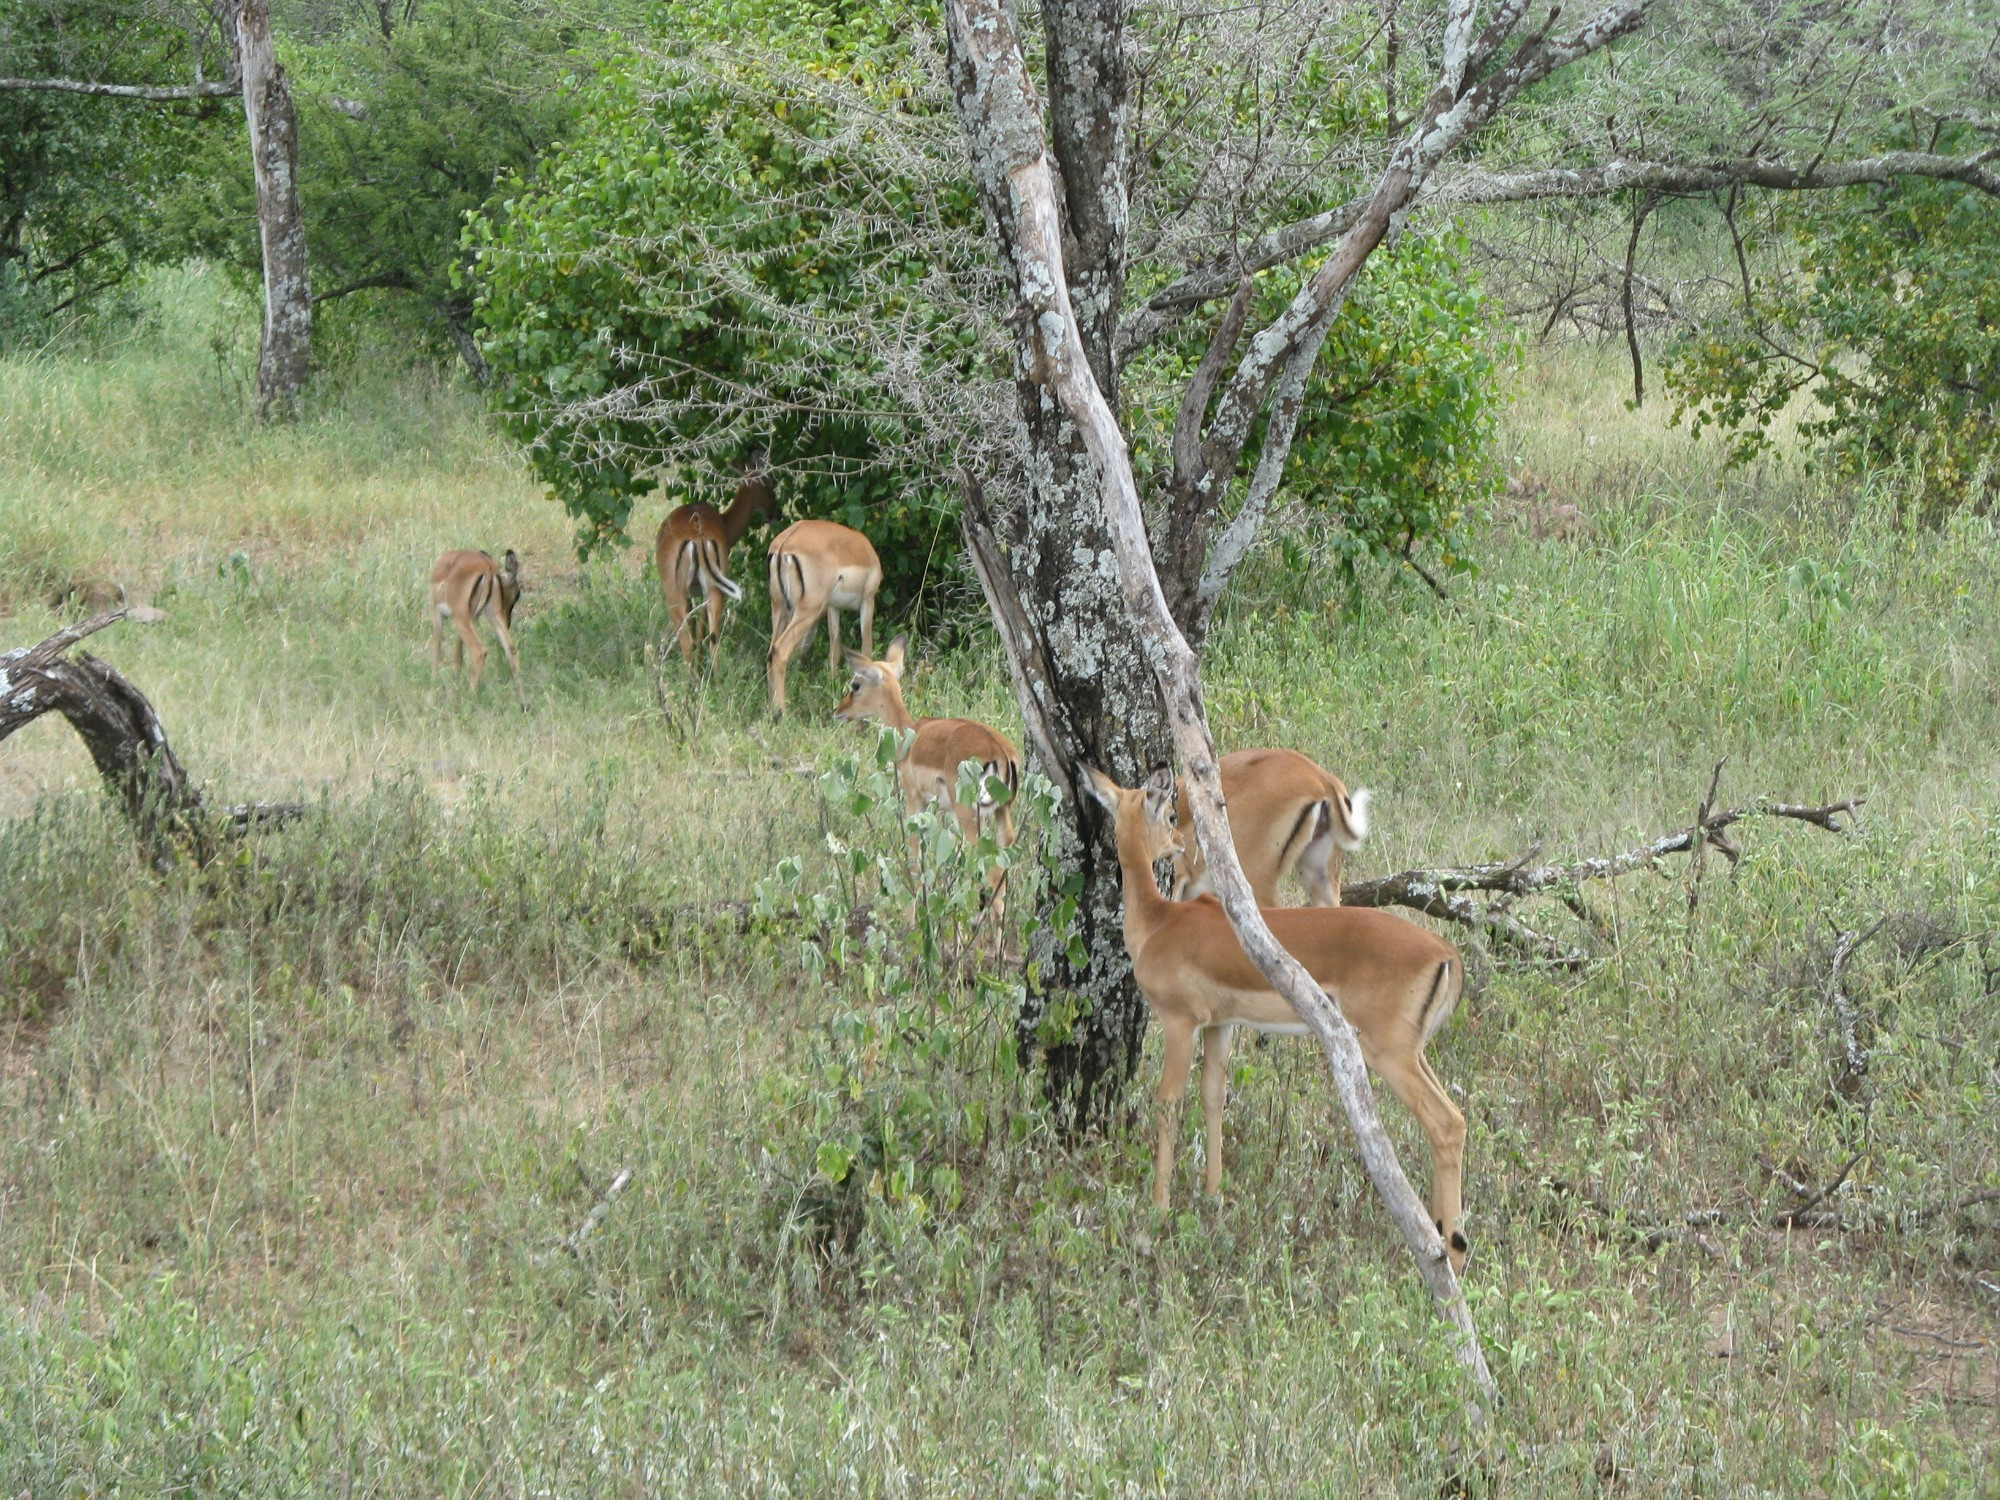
[232,0,310,418]
[952,0,1170,1128]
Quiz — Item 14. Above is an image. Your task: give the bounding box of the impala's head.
[731,448,779,523]
[1079,764,1182,865]
[832,634,909,723]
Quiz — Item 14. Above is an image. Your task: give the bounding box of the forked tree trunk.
[958,0,1169,1129]
[232,0,310,418]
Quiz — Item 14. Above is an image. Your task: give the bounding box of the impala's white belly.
[1235,1020,1312,1037]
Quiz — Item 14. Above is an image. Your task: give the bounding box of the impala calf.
[430,548,524,706]
[1174,747,1370,907]
[767,519,882,714]
[833,635,1021,929]
[1081,765,1470,1272]
[655,454,777,669]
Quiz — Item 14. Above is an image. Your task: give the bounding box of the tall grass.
[2,299,1996,1494]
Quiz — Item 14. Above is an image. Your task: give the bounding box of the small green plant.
[753,727,1069,1254]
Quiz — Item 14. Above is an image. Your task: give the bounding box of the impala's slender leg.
[1154,1017,1196,1209]
[768,606,818,715]
[1295,818,1343,906]
[984,798,1016,936]
[455,617,488,693]
[705,581,726,671]
[1368,1044,1468,1271]
[492,614,525,708]
[431,607,444,673]
[1201,1023,1235,1197]
[768,553,788,646]
[667,548,696,667]
[825,605,842,676]
[858,589,876,662]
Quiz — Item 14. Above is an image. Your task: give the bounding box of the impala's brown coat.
[833,636,1021,925]
[767,519,882,713]
[1173,747,1370,907]
[1083,765,1469,1271]
[654,462,776,669]
[429,548,523,705]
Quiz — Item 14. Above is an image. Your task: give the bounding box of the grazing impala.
[1080,765,1470,1272]
[654,454,777,669]
[833,635,1021,927]
[430,548,524,706]
[767,518,882,714]
[1174,748,1370,907]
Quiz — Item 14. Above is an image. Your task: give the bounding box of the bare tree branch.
[947,0,1498,1411]
[0,75,238,100]
[1118,147,2000,363]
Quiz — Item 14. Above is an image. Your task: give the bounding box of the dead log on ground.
[1,611,307,866]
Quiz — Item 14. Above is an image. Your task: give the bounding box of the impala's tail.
[1331,785,1370,849]
[681,537,743,601]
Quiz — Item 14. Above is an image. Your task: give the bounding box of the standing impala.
[1080,765,1470,1272]
[654,454,777,669]
[767,518,882,714]
[833,635,1021,928]
[1174,748,1370,907]
[430,548,524,706]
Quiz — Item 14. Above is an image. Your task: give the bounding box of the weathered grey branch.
[1,613,306,864]
[1337,793,1864,963]
[0,75,238,100]
[947,0,1496,1409]
[1825,918,1888,1097]
[1118,148,2000,363]
[533,1166,635,1265]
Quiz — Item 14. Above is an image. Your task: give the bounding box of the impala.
[767,518,882,713]
[654,454,777,669]
[430,548,524,706]
[1080,764,1470,1271]
[833,635,1021,928]
[1174,748,1370,907]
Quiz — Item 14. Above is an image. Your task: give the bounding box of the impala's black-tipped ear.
[1078,764,1120,813]
[883,635,909,674]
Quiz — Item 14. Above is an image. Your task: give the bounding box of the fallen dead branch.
[1340,768,1865,966]
[2,612,307,866]
[533,1165,635,1266]
[1825,920,1889,1098]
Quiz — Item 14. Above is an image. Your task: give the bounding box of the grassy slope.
[2,279,1996,1494]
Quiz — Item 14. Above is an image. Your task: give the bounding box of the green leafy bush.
[464,3,983,618]
[751,728,1073,1257]
[1126,233,1505,583]
[1665,169,2000,514]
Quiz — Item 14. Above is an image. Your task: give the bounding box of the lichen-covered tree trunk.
[957,0,1171,1127]
[233,0,310,418]
[988,408,1172,1130]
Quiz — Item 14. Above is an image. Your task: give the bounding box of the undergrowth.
[2,307,1996,1494]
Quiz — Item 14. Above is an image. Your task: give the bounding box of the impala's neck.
[873,679,919,737]
[721,476,773,544]
[1111,808,1175,956]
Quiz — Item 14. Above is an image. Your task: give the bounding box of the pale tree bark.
[0,2,312,417]
[951,0,1170,1128]
[946,0,1500,1409]
[231,0,310,418]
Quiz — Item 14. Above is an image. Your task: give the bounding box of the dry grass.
[2,293,1996,1494]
